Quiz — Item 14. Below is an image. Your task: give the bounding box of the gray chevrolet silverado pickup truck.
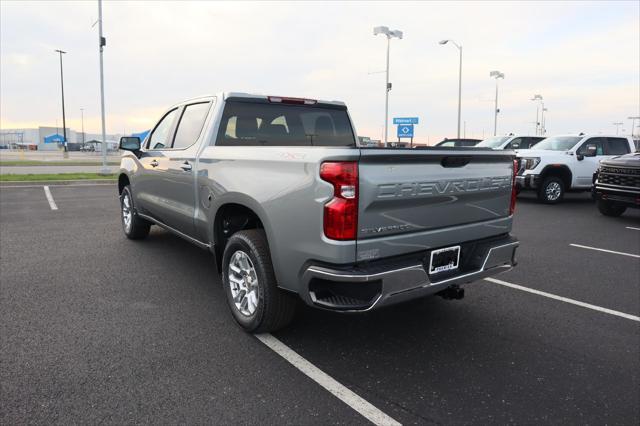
[117,93,519,332]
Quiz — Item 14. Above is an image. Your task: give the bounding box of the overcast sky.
[1,0,638,143]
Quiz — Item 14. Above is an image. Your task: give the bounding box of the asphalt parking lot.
[1,184,638,424]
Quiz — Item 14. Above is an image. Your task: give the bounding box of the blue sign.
[397,124,414,138]
[393,117,419,125]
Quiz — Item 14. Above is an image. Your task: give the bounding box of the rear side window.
[606,138,631,155]
[173,102,211,149]
[215,100,355,147]
[526,137,544,148]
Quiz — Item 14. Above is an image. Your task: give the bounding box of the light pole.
[489,70,504,136]
[80,108,85,147]
[98,0,109,173]
[373,26,403,146]
[440,39,463,138]
[613,122,623,135]
[54,49,68,157]
[530,94,543,135]
[541,107,548,135]
[628,116,640,139]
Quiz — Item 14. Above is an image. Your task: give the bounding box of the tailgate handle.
[441,156,471,168]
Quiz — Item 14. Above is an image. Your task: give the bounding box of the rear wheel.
[537,176,564,204]
[597,198,627,217]
[222,229,297,333]
[120,186,151,239]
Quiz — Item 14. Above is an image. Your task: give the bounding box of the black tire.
[537,176,565,204]
[597,198,627,217]
[222,229,297,333]
[120,186,151,239]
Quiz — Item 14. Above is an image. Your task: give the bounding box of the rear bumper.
[300,234,518,311]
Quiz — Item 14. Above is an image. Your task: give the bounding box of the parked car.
[592,152,640,216]
[477,135,545,150]
[516,134,635,203]
[117,92,519,332]
[435,138,481,147]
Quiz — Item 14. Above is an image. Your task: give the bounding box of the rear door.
[356,149,514,260]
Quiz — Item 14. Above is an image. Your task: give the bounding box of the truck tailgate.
[356,149,514,261]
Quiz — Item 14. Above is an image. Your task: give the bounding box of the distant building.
[0,127,123,151]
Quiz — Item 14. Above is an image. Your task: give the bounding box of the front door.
[134,107,180,219]
[574,137,606,187]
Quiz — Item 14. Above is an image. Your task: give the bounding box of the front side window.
[477,136,510,148]
[216,100,355,147]
[532,136,582,151]
[147,108,179,150]
[172,102,211,149]
[506,138,523,149]
[606,138,631,155]
[577,137,605,155]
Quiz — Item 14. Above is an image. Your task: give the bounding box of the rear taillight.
[320,161,358,240]
[510,159,517,215]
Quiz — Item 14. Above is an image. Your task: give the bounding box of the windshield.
[477,136,510,148]
[531,136,582,151]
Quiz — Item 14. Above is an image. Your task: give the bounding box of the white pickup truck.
[515,134,636,203]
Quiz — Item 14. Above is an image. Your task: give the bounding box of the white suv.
[516,134,635,203]
[477,134,545,150]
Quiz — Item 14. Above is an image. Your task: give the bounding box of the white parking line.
[485,277,640,322]
[256,333,401,426]
[43,186,58,210]
[626,226,640,231]
[569,243,640,259]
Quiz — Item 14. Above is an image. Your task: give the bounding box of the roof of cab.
[222,92,346,107]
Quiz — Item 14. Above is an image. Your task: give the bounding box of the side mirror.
[119,136,141,152]
[585,144,597,157]
[511,142,520,149]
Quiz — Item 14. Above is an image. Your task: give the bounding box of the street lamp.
[373,26,403,146]
[530,94,543,135]
[440,39,463,138]
[628,116,640,139]
[80,108,85,148]
[612,122,623,135]
[541,107,548,135]
[98,0,109,173]
[489,70,504,136]
[54,49,68,157]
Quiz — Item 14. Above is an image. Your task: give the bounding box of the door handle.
[150,159,159,168]
[180,161,192,171]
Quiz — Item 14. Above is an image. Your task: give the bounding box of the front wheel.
[537,176,564,204]
[597,198,627,217]
[222,229,297,333]
[120,186,151,239]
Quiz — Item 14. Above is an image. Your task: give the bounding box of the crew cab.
[476,134,545,150]
[516,134,635,203]
[593,152,640,216]
[117,93,519,332]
